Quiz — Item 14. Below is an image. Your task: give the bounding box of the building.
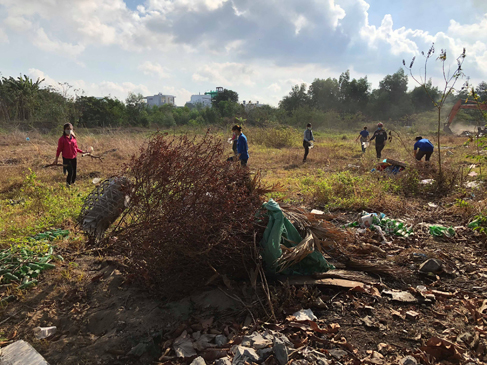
[145,93,175,107]
[242,100,265,110]
[190,94,212,107]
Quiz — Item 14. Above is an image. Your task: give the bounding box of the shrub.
[114,132,264,298]
[249,126,300,148]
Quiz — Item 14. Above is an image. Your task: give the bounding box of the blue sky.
[1,0,486,106]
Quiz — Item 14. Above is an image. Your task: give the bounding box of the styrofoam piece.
[0,340,49,365]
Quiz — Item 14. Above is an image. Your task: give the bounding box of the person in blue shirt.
[236,126,249,166]
[303,123,314,162]
[355,126,369,153]
[414,136,434,161]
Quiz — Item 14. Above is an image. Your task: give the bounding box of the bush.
[249,126,300,148]
[114,132,263,298]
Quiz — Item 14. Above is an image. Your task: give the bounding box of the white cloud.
[294,15,308,35]
[360,14,421,55]
[4,16,32,32]
[0,28,8,44]
[91,81,150,99]
[267,83,281,92]
[27,68,59,89]
[192,62,257,87]
[32,28,85,58]
[138,61,170,78]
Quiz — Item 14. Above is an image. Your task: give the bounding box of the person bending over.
[414,136,434,161]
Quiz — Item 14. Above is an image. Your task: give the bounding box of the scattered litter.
[427,202,438,208]
[468,171,478,177]
[92,178,102,184]
[259,200,335,275]
[382,289,418,303]
[429,225,455,238]
[0,340,49,365]
[347,164,360,169]
[420,179,434,185]
[310,209,324,215]
[348,211,413,238]
[376,159,406,174]
[34,326,57,339]
[292,308,317,321]
[466,181,483,189]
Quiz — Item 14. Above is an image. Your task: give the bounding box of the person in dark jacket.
[414,136,434,161]
[236,126,249,166]
[369,122,387,159]
[303,123,314,162]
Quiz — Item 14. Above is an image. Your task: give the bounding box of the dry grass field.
[0,126,487,365]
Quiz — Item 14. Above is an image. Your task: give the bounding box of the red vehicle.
[444,99,487,134]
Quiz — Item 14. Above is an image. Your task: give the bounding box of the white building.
[190,94,212,107]
[145,93,176,107]
[242,100,265,110]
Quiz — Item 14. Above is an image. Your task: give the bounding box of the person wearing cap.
[414,136,434,161]
[303,123,314,163]
[369,122,387,159]
[355,126,369,153]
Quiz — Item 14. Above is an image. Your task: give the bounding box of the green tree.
[279,83,310,114]
[213,89,239,105]
[308,78,340,112]
[410,80,439,113]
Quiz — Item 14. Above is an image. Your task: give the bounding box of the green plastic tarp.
[259,199,334,275]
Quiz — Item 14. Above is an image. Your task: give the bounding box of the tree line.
[1,71,486,131]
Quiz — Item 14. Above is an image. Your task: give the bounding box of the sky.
[1,0,487,107]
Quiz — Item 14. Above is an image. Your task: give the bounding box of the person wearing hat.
[369,122,387,159]
[355,126,369,153]
[414,136,434,161]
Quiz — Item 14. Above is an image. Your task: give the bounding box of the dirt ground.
[1,129,487,364]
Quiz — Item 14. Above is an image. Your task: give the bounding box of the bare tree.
[403,44,468,177]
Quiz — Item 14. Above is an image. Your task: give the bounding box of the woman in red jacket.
[53,123,84,186]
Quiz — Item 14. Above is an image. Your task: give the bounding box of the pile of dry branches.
[113,132,265,297]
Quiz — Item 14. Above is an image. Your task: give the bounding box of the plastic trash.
[309,142,314,149]
[293,308,317,321]
[26,137,30,141]
[346,211,413,237]
[227,137,233,144]
[34,326,57,339]
[358,214,374,228]
[362,141,370,148]
[429,225,455,238]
